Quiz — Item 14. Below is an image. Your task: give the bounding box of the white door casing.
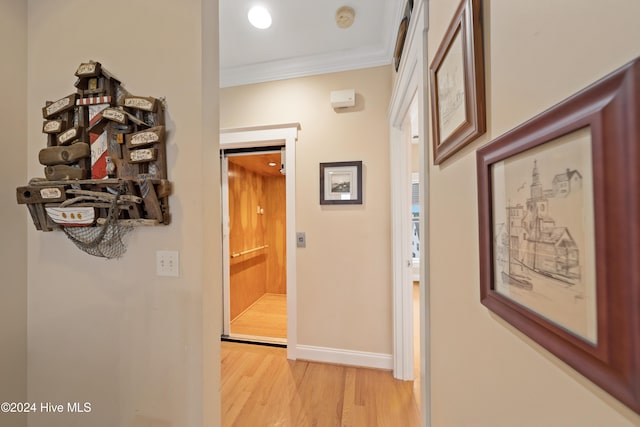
[389,0,430,425]
[220,123,300,360]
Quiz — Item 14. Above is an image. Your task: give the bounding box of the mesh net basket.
[62,184,133,259]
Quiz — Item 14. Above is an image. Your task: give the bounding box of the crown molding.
[220,46,391,87]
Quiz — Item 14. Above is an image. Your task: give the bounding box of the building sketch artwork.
[499,160,583,288]
[491,128,597,343]
[436,30,466,141]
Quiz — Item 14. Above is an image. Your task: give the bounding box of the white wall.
[427,1,640,426]
[221,66,394,358]
[26,1,220,426]
[0,0,27,426]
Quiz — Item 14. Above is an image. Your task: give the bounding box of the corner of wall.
[0,1,28,426]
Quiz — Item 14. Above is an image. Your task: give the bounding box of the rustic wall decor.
[16,61,172,258]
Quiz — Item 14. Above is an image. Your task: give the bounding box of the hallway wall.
[25,1,220,426]
[0,1,27,426]
[221,66,393,356]
[427,1,640,426]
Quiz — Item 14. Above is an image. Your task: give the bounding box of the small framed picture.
[429,0,485,164]
[319,161,362,205]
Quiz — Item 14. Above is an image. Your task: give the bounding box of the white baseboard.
[295,344,393,370]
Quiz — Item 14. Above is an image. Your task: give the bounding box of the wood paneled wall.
[228,160,286,320]
[229,162,266,319]
[264,175,286,294]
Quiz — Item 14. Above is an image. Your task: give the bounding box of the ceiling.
[229,153,284,177]
[219,1,404,87]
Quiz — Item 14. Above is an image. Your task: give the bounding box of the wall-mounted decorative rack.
[16,61,172,258]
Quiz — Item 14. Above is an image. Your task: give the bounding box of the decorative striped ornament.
[76,96,112,106]
[89,103,110,179]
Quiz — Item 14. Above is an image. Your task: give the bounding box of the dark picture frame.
[476,58,640,413]
[429,0,485,165]
[393,16,409,72]
[393,0,412,72]
[319,161,362,205]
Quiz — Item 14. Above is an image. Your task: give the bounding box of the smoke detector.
[336,6,355,29]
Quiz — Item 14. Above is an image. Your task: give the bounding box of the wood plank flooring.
[413,282,421,405]
[231,293,287,339]
[221,342,421,426]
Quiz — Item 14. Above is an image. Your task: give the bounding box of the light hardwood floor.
[413,282,421,406]
[231,293,287,339]
[221,341,421,426]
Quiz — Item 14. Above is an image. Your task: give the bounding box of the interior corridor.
[221,341,420,426]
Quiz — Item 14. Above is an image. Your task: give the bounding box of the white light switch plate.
[157,250,179,277]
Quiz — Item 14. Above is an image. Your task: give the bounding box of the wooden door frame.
[220,123,300,360]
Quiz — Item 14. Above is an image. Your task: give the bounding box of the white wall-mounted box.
[330,89,355,108]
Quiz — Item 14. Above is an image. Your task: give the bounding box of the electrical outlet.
[157,250,179,277]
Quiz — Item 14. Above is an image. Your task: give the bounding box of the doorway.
[220,124,300,359]
[222,149,287,345]
[388,1,429,421]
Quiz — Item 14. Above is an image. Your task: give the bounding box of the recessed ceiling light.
[248,6,272,29]
[268,162,278,167]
